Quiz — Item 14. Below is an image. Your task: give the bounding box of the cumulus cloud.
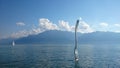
[39,18,59,31]
[10,18,59,38]
[32,28,41,34]
[10,18,94,39]
[78,20,94,33]
[59,20,71,31]
[114,30,120,33]
[114,24,120,27]
[16,22,25,26]
[58,19,94,33]
[11,28,42,38]
[99,22,108,27]
[11,30,29,38]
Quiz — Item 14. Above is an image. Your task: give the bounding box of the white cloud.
[59,20,71,31]
[58,19,94,33]
[78,20,94,33]
[114,24,120,27]
[32,28,41,34]
[10,28,42,38]
[31,24,42,34]
[114,30,120,33]
[99,22,108,27]
[39,18,59,31]
[11,30,29,38]
[16,22,25,26]
[9,18,94,39]
[10,18,59,38]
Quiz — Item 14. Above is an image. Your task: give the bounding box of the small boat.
[12,41,15,46]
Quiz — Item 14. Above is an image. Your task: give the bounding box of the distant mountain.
[15,30,75,44]
[0,30,120,44]
[79,31,120,44]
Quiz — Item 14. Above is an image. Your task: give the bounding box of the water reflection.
[74,61,80,68]
[1,44,120,67]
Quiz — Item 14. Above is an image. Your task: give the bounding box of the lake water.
[0,44,120,68]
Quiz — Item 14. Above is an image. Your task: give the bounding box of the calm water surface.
[0,44,120,68]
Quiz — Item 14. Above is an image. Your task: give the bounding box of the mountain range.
[0,30,120,44]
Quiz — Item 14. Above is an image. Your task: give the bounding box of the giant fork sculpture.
[74,19,79,61]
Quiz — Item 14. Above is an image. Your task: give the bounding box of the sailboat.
[12,41,15,46]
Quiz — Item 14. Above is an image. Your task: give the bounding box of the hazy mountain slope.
[0,30,120,44]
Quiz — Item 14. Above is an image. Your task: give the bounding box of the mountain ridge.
[0,30,120,44]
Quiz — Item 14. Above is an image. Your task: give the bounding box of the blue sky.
[0,0,120,39]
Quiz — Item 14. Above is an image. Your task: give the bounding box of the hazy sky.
[0,0,120,39]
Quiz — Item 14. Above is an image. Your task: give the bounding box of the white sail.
[12,41,15,46]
